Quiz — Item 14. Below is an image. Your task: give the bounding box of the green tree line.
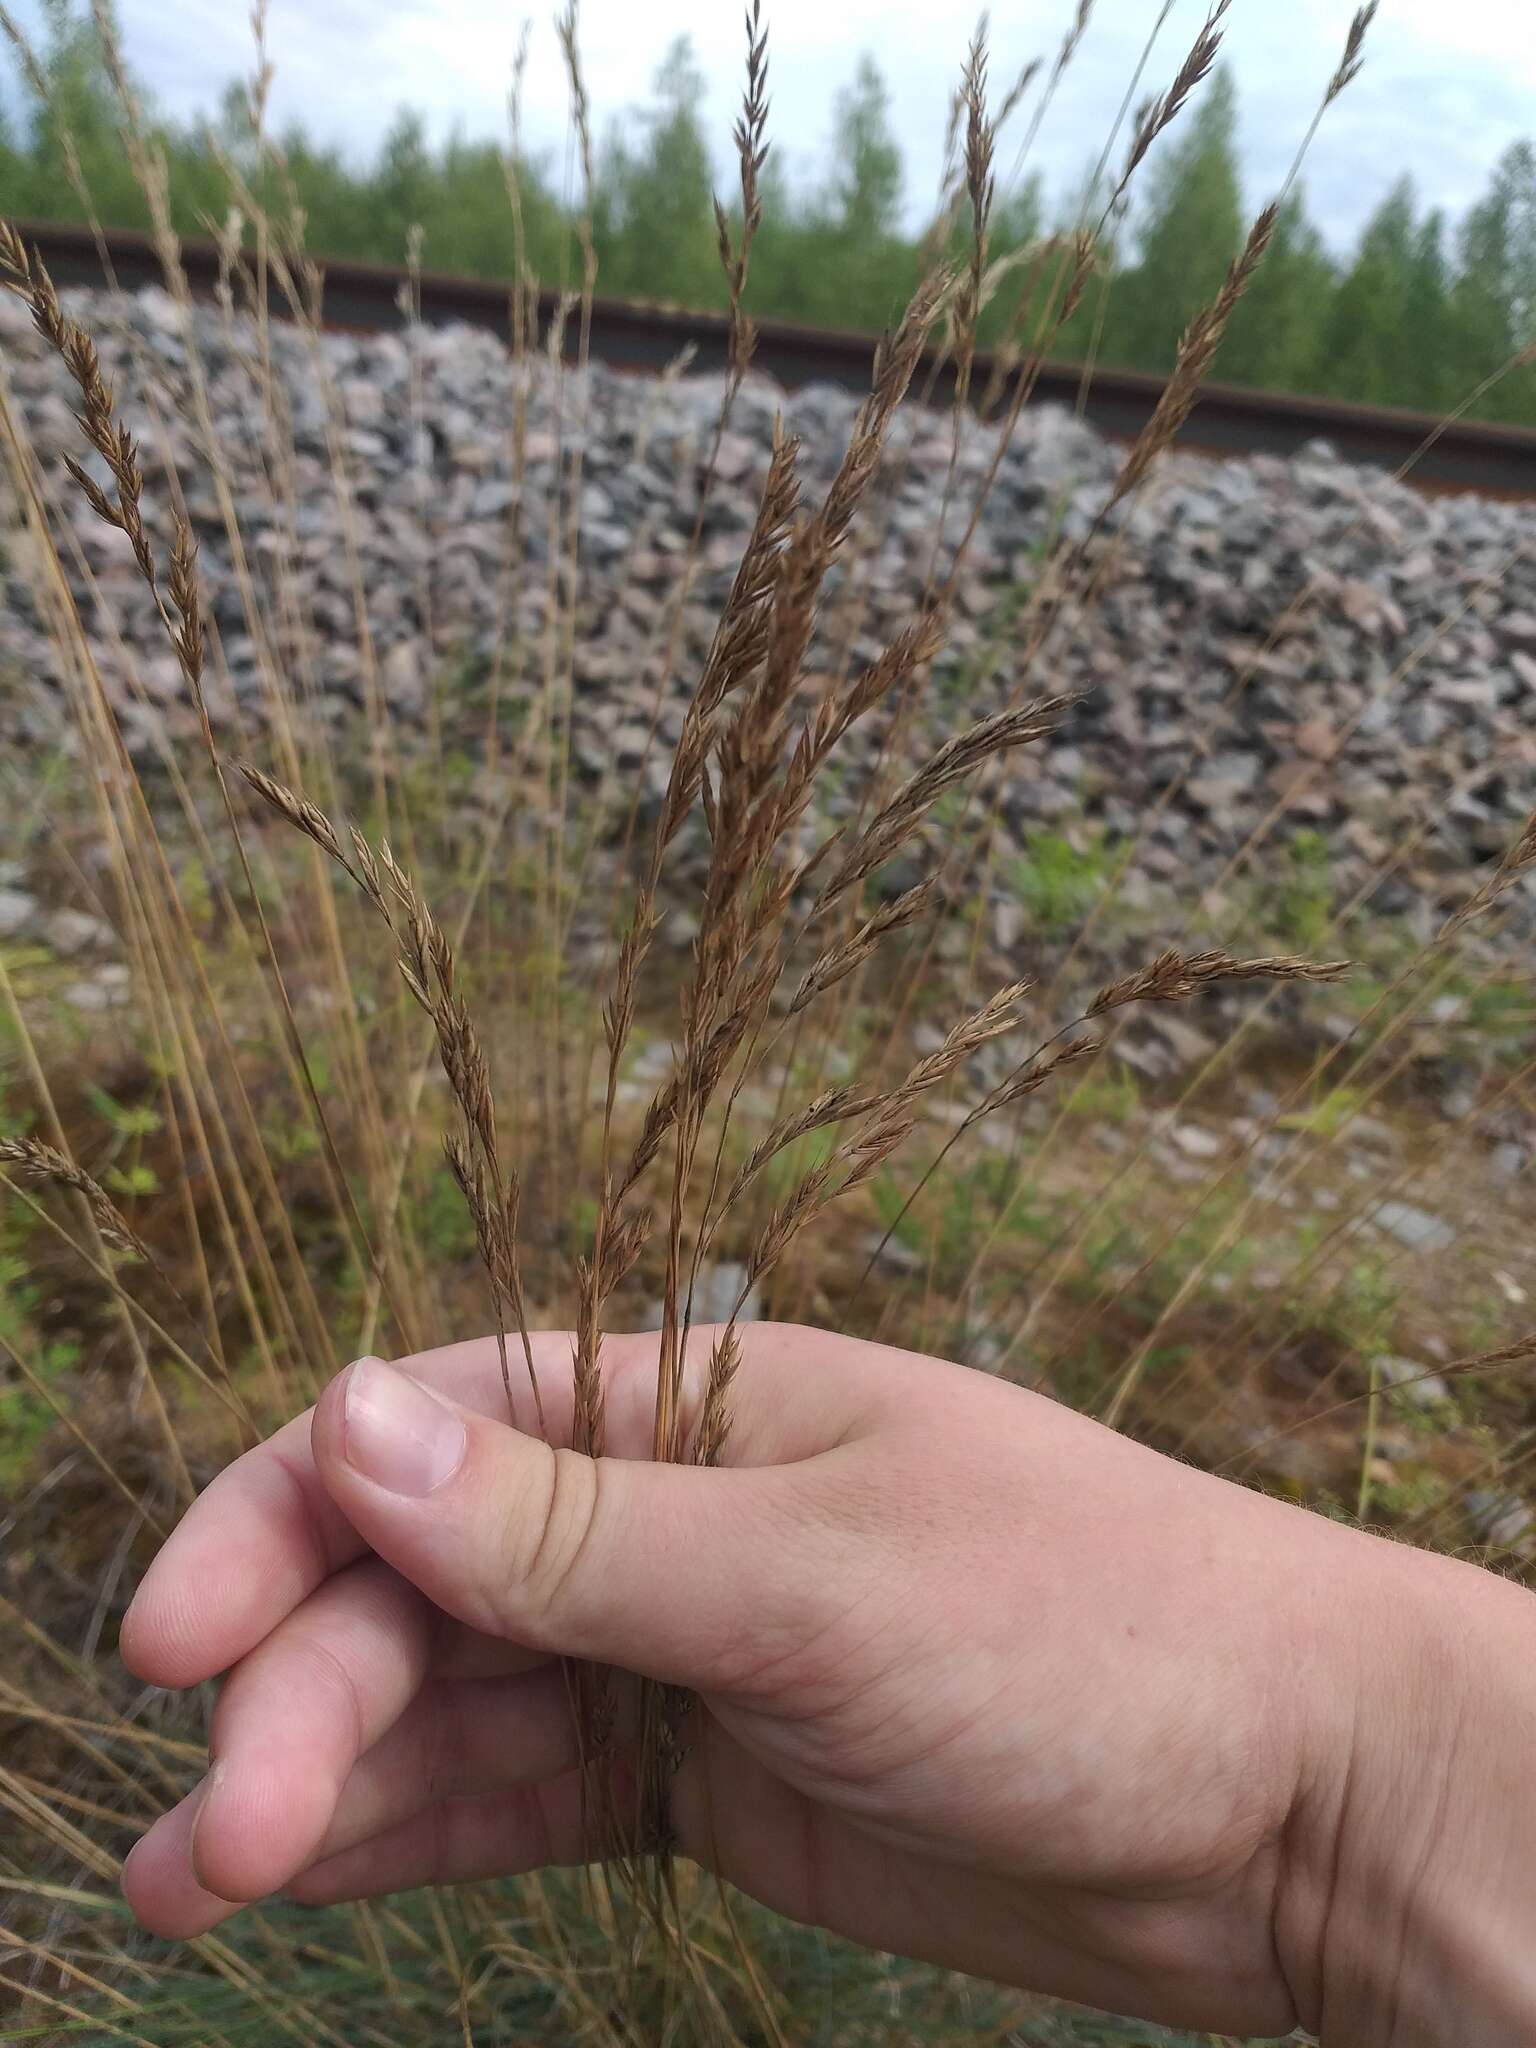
[4,1,1535,424]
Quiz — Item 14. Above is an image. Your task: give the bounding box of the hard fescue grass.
[3,2,1536,2043]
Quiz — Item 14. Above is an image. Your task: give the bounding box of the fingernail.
[343,1356,466,1496]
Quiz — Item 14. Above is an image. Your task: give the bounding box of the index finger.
[121,1330,579,1689]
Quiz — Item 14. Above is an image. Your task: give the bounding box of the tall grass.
[2,3,1535,2042]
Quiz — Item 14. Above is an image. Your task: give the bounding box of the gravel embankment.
[4,284,1536,949]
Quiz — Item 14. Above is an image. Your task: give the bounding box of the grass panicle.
[1087,946,1351,1015]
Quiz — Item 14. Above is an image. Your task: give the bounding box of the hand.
[119,1324,1536,2042]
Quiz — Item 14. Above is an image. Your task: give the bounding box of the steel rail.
[13,216,1536,499]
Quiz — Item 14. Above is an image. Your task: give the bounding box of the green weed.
[1004,828,1115,934]
[1263,828,1334,953]
[1279,1080,1370,1140]
[1062,1062,1141,1126]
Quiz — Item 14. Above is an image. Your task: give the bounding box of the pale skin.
[121,1325,1536,2043]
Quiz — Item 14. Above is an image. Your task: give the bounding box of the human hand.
[119,1324,1536,2042]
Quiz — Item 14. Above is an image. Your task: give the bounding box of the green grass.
[1278,1080,1371,1141]
[1003,828,1116,935]
[1060,1062,1141,1126]
[872,1151,1055,1287]
[8,1876,1241,2048]
[1288,1226,1401,1357]
[1262,828,1335,953]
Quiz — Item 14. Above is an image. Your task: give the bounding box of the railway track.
[15,216,1536,499]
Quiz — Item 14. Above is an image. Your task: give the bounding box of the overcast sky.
[8,0,1534,253]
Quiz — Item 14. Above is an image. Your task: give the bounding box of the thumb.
[310,1354,821,1696]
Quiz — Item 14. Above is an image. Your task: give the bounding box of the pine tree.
[1401,209,1455,412]
[1046,155,1116,366]
[793,54,912,330]
[9,0,148,226]
[827,54,902,249]
[272,129,376,259]
[594,37,719,308]
[737,151,807,317]
[374,111,435,258]
[1507,141,1536,343]
[1448,141,1536,420]
[1107,64,1244,372]
[1451,153,1517,392]
[428,137,564,281]
[1316,177,1417,405]
[0,97,22,203]
[1508,142,1536,425]
[1219,188,1335,393]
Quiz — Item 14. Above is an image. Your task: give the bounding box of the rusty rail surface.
[15,216,1536,499]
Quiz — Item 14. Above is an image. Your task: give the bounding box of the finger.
[309,1353,856,1696]
[312,1664,584,1865]
[118,1399,356,1692]
[120,1780,238,1941]
[287,1770,593,1906]
[118,1657,578,1941]
[125,1560,435,1923]
[120,1329,615,1691]
[185,1559,438,1902]
[122,1323,878,1693]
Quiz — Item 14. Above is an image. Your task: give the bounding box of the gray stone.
[380,639,426,716]
[712,432,757,481]
[1373,1354,1452,1409]
[1370,1201,1455,1254]
[627,1039,675,1087]
[1466,1491,1534,1547]
[1489,1503,1534,1549]
[864,1230,924,1275]
[470,479,518,519]
[693,1260,762,1325]
[1169,1122,1222,1160]
[46,908,115,955]
[63,962,132,1011]
[1146,1013,1217,1069]
[1155,1149,1215,1184]
[0,887,35,938]
[991,898,1022,951]
[1347,1115,1401,1156]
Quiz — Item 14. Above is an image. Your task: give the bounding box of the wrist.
[1280,1533,1536,2045]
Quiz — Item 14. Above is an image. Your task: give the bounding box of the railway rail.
[13,216,1536,499]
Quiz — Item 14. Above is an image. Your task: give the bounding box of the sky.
[7,0,1535,253]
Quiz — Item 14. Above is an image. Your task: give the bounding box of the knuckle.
[289,1631,369,1766]
[497,1444,605,1640]
[211,1604,366,1773]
